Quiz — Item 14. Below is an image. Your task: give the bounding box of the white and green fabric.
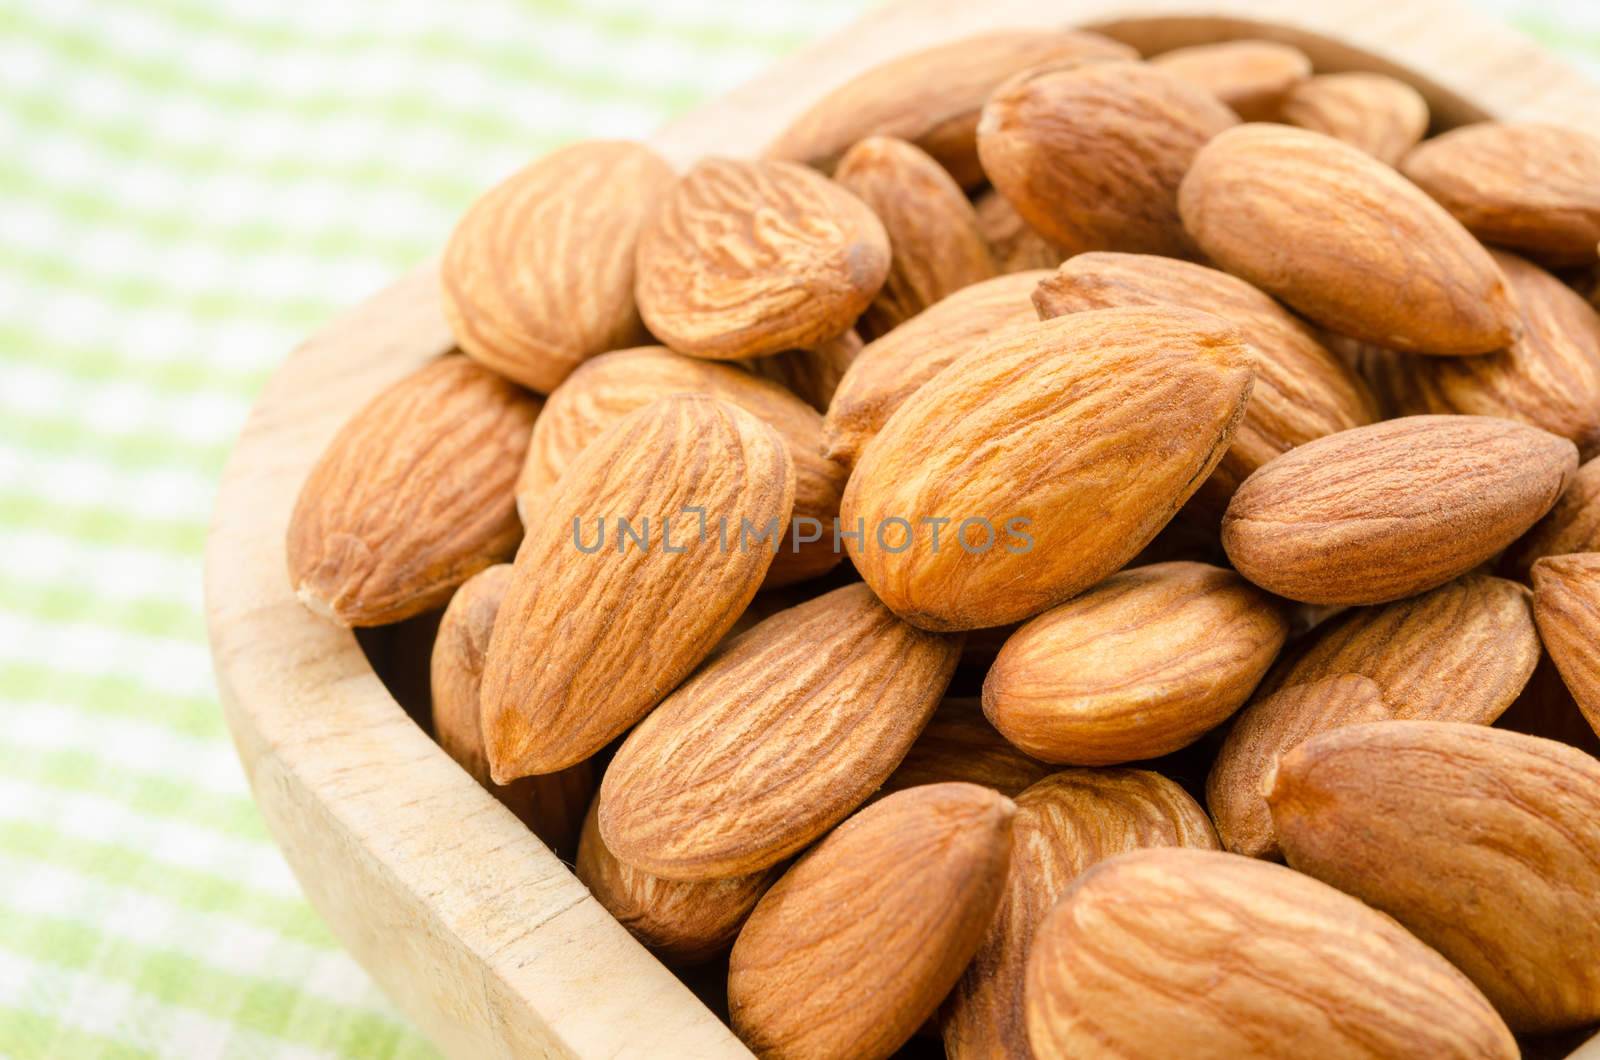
[0,1,1593,1056]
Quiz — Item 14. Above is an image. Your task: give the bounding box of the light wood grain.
[205,1,1600,1056]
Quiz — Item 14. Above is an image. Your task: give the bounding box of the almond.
[430,564,593,858]
[834,136,996,338]
[877,697,1050,799]
[728,783,1014,1060]
[574,800,775,965]
[1206,673,1392,859]
[746,329,862,413]
[1024,848,1517,1059]
[1222,415,1577,605]
[1270,721,1600,1032]
[598,583,960,880]
[822,270,1047,468]
[1277,72,1429,166]
[977,61,1238,258]
[1533,553,1600,740]
[1033,252,1378,509]
[842,307,1254,631]
[764,30,1137,187]
[634,158,888,361]
[982,562,1287,764]
[440,141,674,392]
[973,190,1066,274]
[944,770,1217,1060]
[514,345,846,586]
[1401,121,1600,267]
[1180,124,1520,355]
[1150,40,1311,121]
[1504,456,1600,579]
[481,395,794,780]
[287,356,539,627]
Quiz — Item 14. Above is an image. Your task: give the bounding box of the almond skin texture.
[1180,123,1520,355]
[287,356,539,627]
[515,346,845,586]
[1401,122,1600,267]
[1504,456,1600,579]
[1034,252,1377,509]
[1270,721,1600,1033]
[764,30,1137,187]
[747,329,862,413]
[1024,848,1518,1060]
[877,697,1051,800]
[728,783,1015,1060]
[1222,415,1577,605]
[974,190,1066,274]
[635,158,889,361]
[977,61,1238,259]
[1150,40,1311,121]
[944,770,1217,1060]
[440,141,674,392]
[834,136,995,338]
[983,562,1288,765]
[843,307,1254,632]
[574,801,775,965]
[1533,553,1600,738]
[1206,673,1393,860]
[481,395,794,780]
[823,270,1048,469]
[599,584,961,880]
[1278,72,1429,166]
[430,565,594,858]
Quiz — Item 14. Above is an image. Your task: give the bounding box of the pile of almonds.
[286,27,1600,1060]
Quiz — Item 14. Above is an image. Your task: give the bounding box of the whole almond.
[1504,456,1600,579]
[1034,252,1378,509]
[1025,848,1517,1059]
[1270,721,1600,1032]
[440,141,674,392]
[973,190,1066,274]
[287,356,539,627]
[430,564,594,858]
[747,329,862,413]
[728,783,1014,1060]
[1180,123,1520,355]
[1206,673,1392,859]
[1401,121,1600,267]
[1222,415,1577,605]
[944,770,1217,1060]
[635,158,889,361]
[978,62,1238,258]
[843,307,1254,631]
[982,562,1287,764]
[764,30,1137,187]
[834,136,995,338]
[574,801,775,965]
[1278,72,1429,166]
[1533,553,1600,739]
[599,583,960,880]
[1150,40,1311,121]
[877,697,1051,799]
[823,270,1048,468]
[515,346,846,586]
[481,395,794,780]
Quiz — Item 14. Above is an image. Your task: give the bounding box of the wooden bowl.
[205,1,1600,1056]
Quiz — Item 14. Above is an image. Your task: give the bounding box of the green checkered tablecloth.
[0,1,1595,1056]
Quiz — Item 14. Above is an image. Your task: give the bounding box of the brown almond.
[834,136,996,338]
[982,562,1287,764]
[746,329,862,413]
[287,356,539,627]
[1270,721,1600,1032]
[764,30,1137,187]
[945,770,1217,1060]
[481,395,794,780]
[1034,252,1378,509]
[598,583,961,880]
[1401,121,1600,267]
[1533,553,1600,740]
[728,783,1014,1060]
[1278,72,1429,166]
[1150,40,1311,121]
[973,190,1066,274]
[1024,848,1517,1059]
[978,61,1238,258]
[1222,415,1577,605]
[842,307,1254,631]
[1180,123,1520,355]
[1504,456,1600,579]
[440,141,674,392]
[877,697,1050,799]
[635,158,888,361]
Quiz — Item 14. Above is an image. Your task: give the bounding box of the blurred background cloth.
[0,1,1595,1057]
